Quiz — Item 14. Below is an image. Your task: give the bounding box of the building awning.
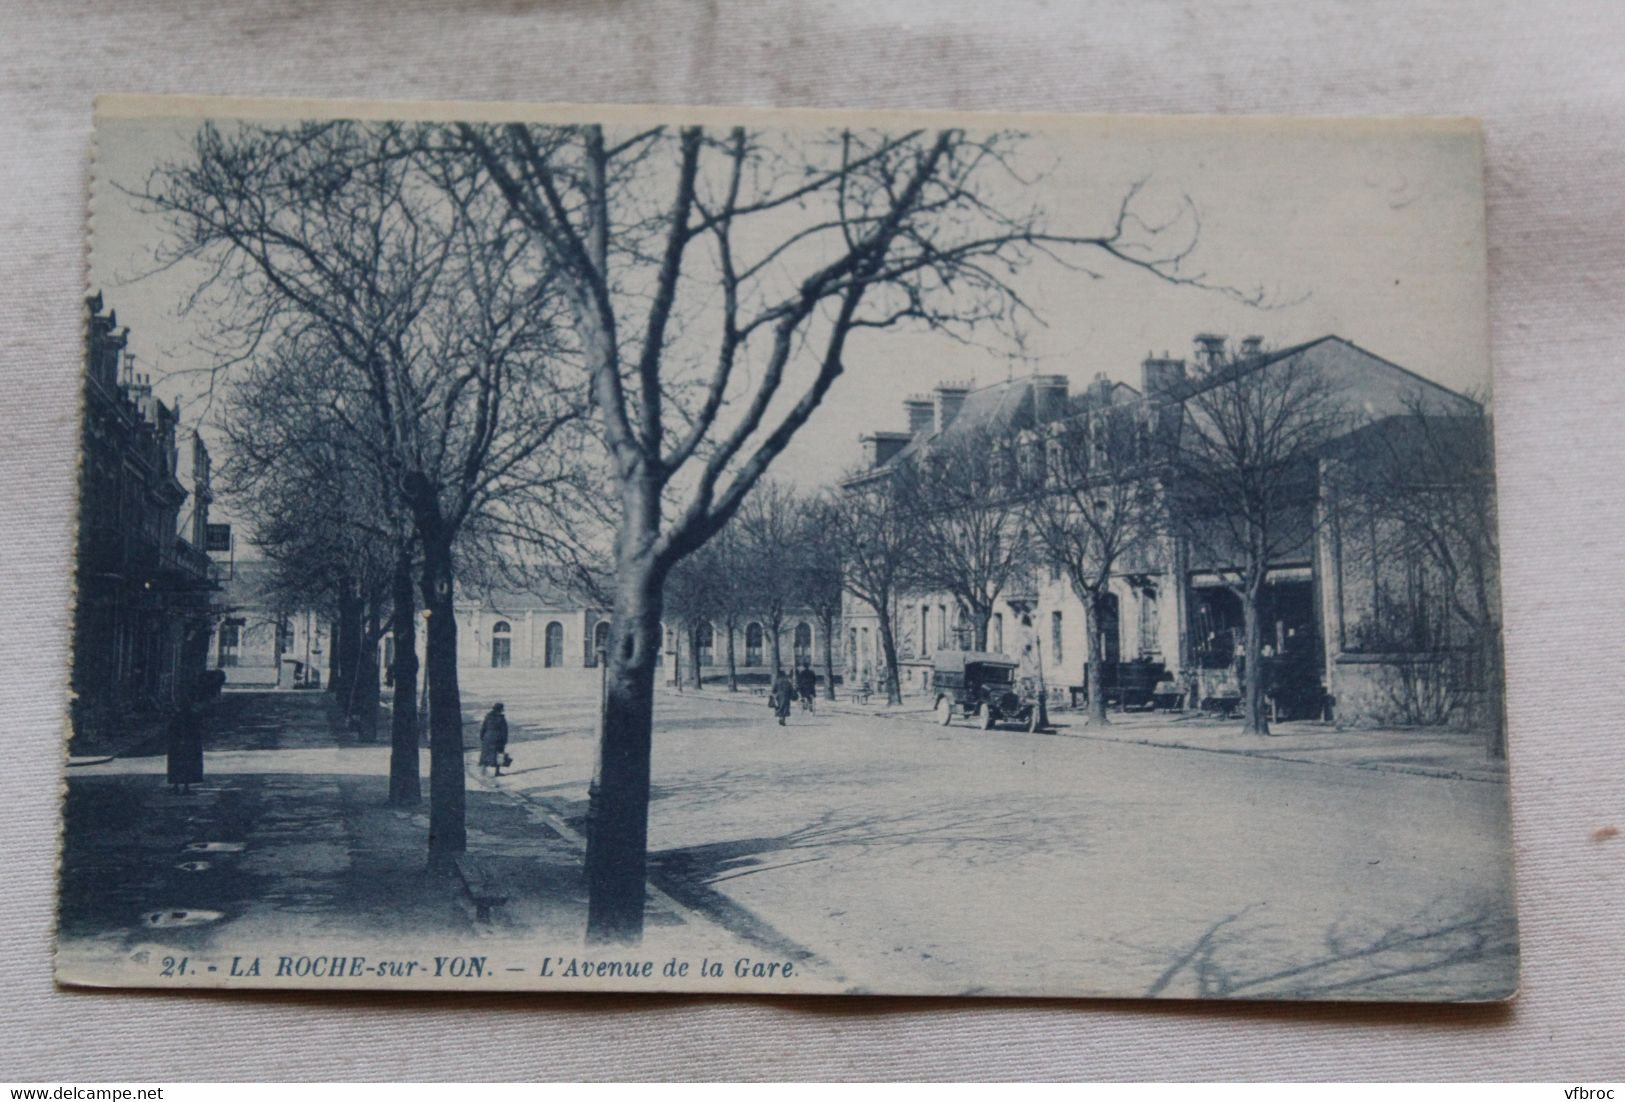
[1189,566,1312,588]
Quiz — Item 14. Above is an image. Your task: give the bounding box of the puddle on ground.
[184,841,244,853]
[142,908,223,928]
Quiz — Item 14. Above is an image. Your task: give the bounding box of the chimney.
[903,395,935,435]
[1193,332,1228,371]
[1031,374,1070,422]
[1141,353,1186,398]
[933,381,972,434]
[1239,335,1264,359]
[861,431,913,469]
[1088,371,1115,407]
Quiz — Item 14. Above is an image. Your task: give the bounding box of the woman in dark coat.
[770,669,793,726]
[479,703,509,776]
[167,696,205,794]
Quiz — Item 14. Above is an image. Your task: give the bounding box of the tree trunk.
[327,592,344,695]
[688,623,702,689]
[1241,579,1269,735]
[821,612,837,701]
[768,616,783,675]
[389,542,421,806]
[971,605,992,652]
[353,591,381,743]
[1083,592,1108,725]
[876,611,903,706]
[725,622,738,692]
[584,549,665,946]
[334,577,364,708]
[419,532,466,860]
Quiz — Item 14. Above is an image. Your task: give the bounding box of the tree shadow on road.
[1146,900,1518,1001]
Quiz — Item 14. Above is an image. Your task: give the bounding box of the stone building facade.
[72,294,218,743]
[842,334,1496,728]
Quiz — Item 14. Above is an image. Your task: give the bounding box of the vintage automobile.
[930,650,1047,732]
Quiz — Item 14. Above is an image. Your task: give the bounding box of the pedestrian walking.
[478,702,510,777]
[770,668,793,726]
[166,691,205,795]
[796,665,816,714]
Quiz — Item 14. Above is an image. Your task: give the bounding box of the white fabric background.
[3,0,1622,1082]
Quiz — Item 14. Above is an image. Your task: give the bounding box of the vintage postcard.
[58,95,1516,1000]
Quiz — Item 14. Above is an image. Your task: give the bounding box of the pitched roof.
[879,376,1051,471]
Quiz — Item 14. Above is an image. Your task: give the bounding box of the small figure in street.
[796,665,817,714]
[479,702,509,777]
[770,668,793,726]
[166,690,205,795]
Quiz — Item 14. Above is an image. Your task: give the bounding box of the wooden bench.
[453,855,510,923]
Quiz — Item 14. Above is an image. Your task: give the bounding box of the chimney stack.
[1031,374,1070,421]
[903,394,935,435]
[1239,335,1264,359]
[1193,332,1228,371]
[1141,353,1187,398]
[933,381,972,434]
[860,431,913,470]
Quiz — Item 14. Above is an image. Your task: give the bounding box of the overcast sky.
[91,106,1490,510]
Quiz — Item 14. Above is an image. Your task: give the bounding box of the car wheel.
[936,696,953,726]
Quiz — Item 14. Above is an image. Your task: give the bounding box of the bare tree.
[896,424,1035,652]
[835,473,919,707]
[456,120,1239,942]
[794,495,847,702]
[1327,395,1504,757]
[140,121,591,859]
[736,482,802,675]
[216,332,405,762]
[1167,343,1348,735]
[663,548,722,691]
[1022,406,1163,725]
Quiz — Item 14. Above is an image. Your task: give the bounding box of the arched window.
[793,622,812,667]
[544,621,564,668]
[490,620,512,668]
[696,622,715,666]
[744,623,763,667]
[588,620,611,667]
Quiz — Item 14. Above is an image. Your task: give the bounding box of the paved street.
[463,668,1518,1000]
[58,675,1517,999]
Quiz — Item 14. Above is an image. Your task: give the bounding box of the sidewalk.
[666,682,1508,783]
[56,689,719,978]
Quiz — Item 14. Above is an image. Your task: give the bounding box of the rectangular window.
[217,620,242,668]
[1051,610,1064,663]
[1138,590,1160,657]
